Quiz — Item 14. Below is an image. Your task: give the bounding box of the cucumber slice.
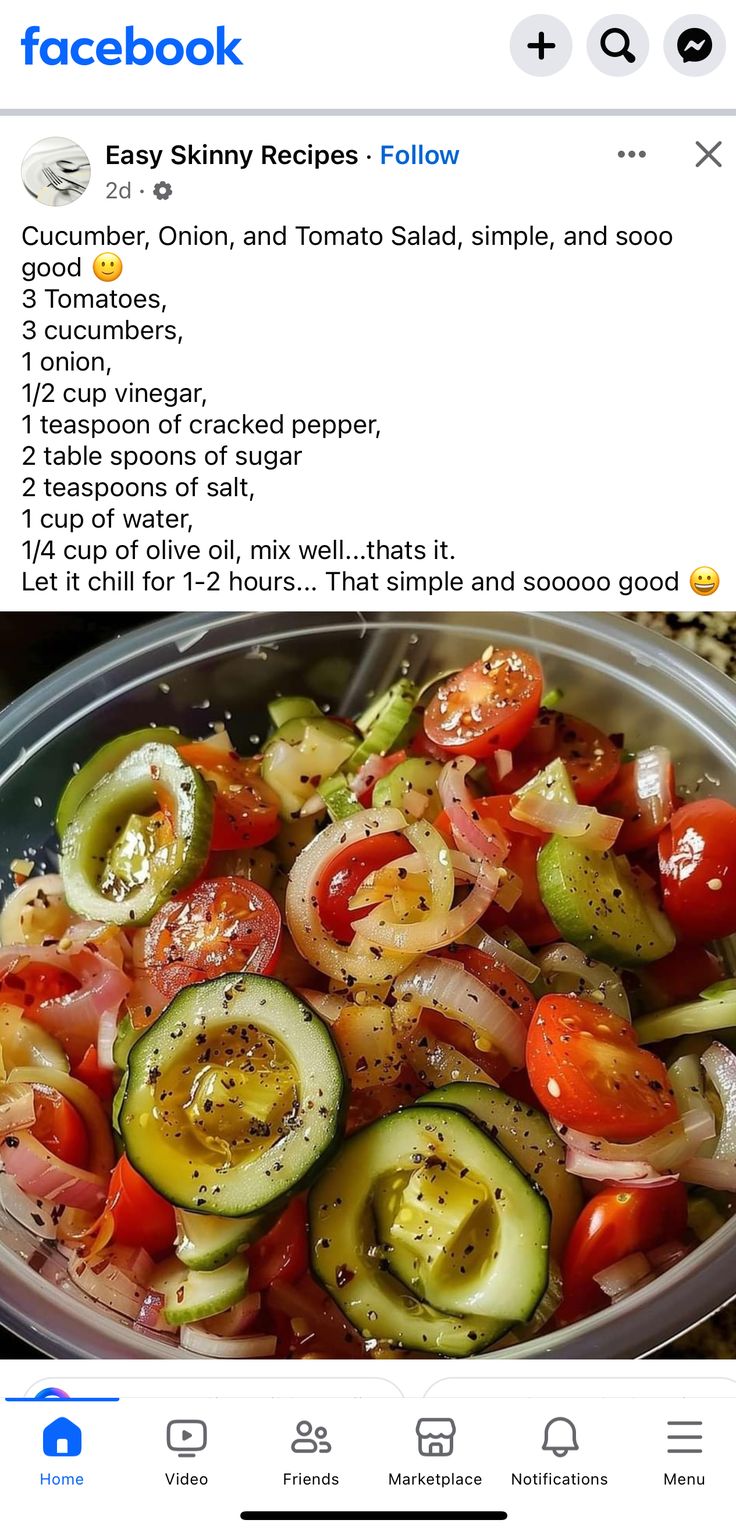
[175,1209,271,1271]
[267,696,322,731]
[262,717,359,819]
[151,1252,249,1325]
[319,774,360,822]
[537,838,675,966]
[350,680,419,771]
[636,992,736,1047]
[61,743,213,926]
[120,975,346,1217]
[310,1102,550,1356]
[373,757,442,821]
[419,1083,582,1260]
[112,1014,136,1072]
[56,727,186,838]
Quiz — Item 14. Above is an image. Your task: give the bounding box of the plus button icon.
[527,30,556,59]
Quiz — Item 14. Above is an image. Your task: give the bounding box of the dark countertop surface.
[0,610,733,1361]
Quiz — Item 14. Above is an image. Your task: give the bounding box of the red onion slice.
[438,756,510,864]
[1,1129,107,1210]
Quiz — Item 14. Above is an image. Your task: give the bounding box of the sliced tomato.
[599,756,676,854]
[483,834,560,948]
[71,1044,116,1103]
[247,1198,309,1291]
[526,994,678,1140]
[659,798,736,942]
[557,1182,688,1326]
[409,721,452,763]
[316,831,411,946]
[106,1154,176,1259]
[31,1083,89,1167]
[0,961,78,1023]
[635,944,724,1010]
[487,710,620,804]
[424,649,543,759]
[144,876,282,1000]
[180,737,280,852]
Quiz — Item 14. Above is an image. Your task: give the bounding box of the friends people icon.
[291,1420,332,1453]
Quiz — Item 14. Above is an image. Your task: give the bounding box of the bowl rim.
[1,607,735,1361]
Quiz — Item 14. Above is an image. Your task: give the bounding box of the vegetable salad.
[0,643,735,1358]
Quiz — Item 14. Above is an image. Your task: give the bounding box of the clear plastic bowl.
[1,610,735,1360]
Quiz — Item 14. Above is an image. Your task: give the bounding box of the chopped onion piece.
[354,822,498,956]
[402,788,429,820]
[594,1251,652,1298]
[180,1325,277,1358]
[0,874,71,946]
[511,792,622,851]
[438,756,510,864]
[401,1025,497,1090]
[286,807,409,983]
[634,746,674,827]
[0,1082,36,1134]
[0,1168,62,1239]
[553,1106,714,1172]
[539,942,631,1022]
[477,931,540,984]
[394,954,526,1067]
[298,988,344,1024]
[69,1246,153,1321]
[564,1145,678,1186]
[702,1041,736,1158]
[493,749,514,782]
[1,1131,107,1211]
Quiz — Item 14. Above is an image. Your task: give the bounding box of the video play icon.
[167,1420,207,1457]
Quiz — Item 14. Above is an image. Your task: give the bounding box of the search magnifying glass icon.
[600,26,635,62]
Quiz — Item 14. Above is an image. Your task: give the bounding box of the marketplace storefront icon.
[416,1418,456,1458]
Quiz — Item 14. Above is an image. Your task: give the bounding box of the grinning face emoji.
[690,566,720,597]
[93,251,123,282]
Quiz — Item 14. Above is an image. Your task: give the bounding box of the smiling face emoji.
[690,566,720,598]
[92,251,123,282]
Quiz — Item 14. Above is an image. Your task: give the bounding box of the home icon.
[416,1417,456,1457]
[43,1416,82,1458]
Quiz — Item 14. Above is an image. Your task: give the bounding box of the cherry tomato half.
[483,833,560,948]
[599,757,676,854]
[71,1044,116,1104]
[557,1182,688,1326]
[526,994,678,1141]
[424,649,543,759]
[658,798,736,942]
[487,710,621,804]
[635,944,725,1010]
[180,738,280,852]
[106,1155,176,1260]
[0,961,78,1023]
[247,1198,309,1291]
[31,1083,89,1167]
[316,831,411,946]
[144,876,282,1000]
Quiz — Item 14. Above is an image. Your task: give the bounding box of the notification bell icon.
[541,1417,579,1457]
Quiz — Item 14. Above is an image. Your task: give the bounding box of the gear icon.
[153,181,173,200]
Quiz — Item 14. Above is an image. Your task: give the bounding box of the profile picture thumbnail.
[21,136,91,206]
